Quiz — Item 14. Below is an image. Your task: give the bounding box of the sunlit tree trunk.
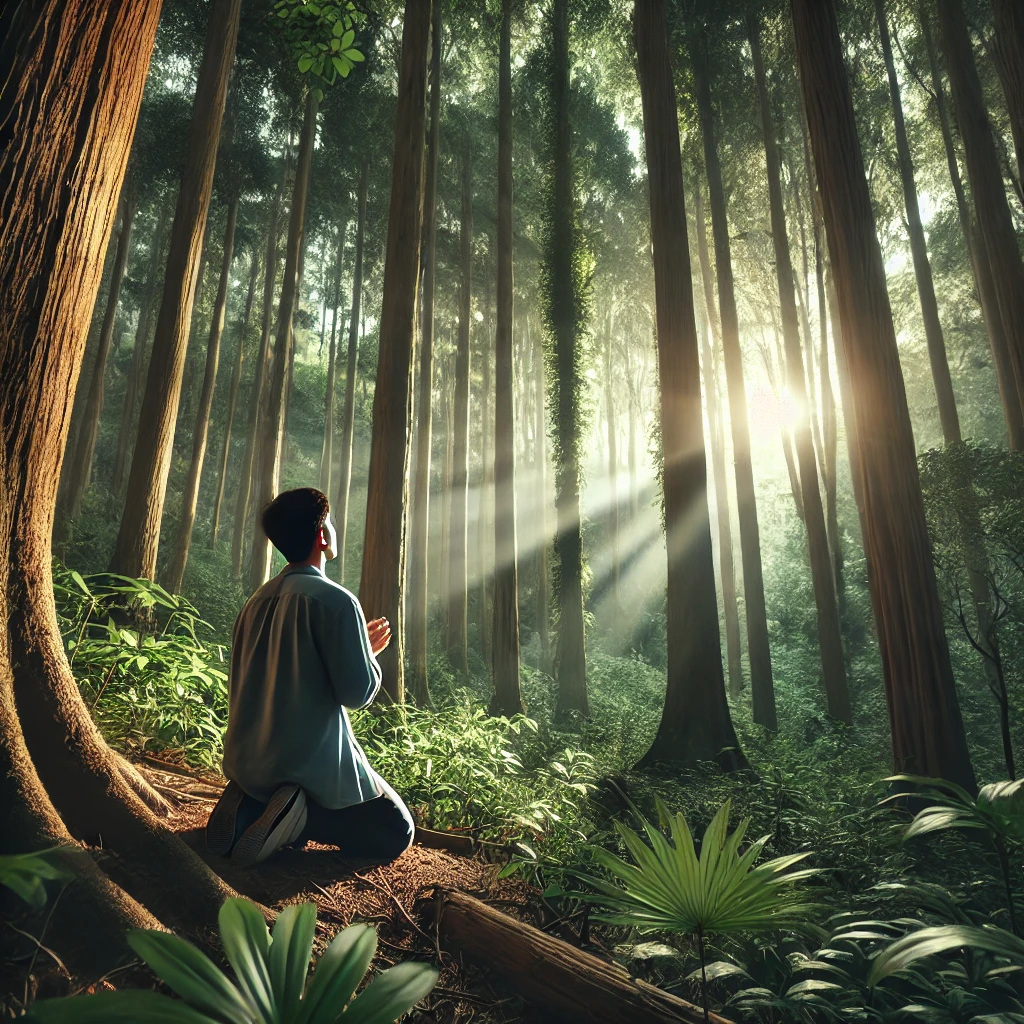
[251,92,317,593]
[336,160,368,584]
[603,312,621,609]
[60,184,137,527]
[533,322,551,669]
[111,0,242,579]
[491,0,524,716]
[692,28,776,731]
[634,0,746,771]
[211,248,259,548]
[408,1,441,706]
[319,218,347,497]
[359,0,431,702]
[749,11,850,723]
[165,195,237,592]
[447,136,473,679]
[793,0,976,791]
[476,325,493,664]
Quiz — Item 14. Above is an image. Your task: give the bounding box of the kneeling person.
[206,487,414,866]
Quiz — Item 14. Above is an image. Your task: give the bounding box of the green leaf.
[339,962,439,1024]
[270,902,317,1020]
[26,990,218,1022]
[344,48,364,62]
[339,29,355,49]
[978,779,1024,840]
[332,19,345,36]
[218,898,275,1021]
[297,55,314,72]
[0,848,74,910]
[295,923,377,1024]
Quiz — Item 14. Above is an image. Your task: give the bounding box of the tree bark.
[251,92,318,593]
[319,217,347,498]
[210,246,259,548]
[992,0,1024,180]
[232,182,282,577]
[692,29,776,731]
[165,195,237,593]
[60,185,137,528]
[336,160,369,586]
[359,0,431,702]
[749,11,850,724]
[111,0,242,579]
[534,322,551,670]
[491,0,524,717]
[408,1,441,707]
[936,0,1024,420]
[447,136,473,680]
[476,318,493,664]
[633,0,746,770]
[603,312,621,609]
[792,0,976,792]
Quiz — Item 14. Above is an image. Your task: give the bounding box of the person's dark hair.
[261,488,330,563]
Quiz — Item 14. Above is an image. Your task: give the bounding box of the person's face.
[319,512,338,562]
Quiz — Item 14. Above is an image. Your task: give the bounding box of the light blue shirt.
[222,565,382,810]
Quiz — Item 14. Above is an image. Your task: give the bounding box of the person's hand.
[367,617,391,656]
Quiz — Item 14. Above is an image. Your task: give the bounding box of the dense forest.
[2,0,1024,1020]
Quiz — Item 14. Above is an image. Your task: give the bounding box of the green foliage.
[27,897,437,1023]
[0,847,73,912]
[272,0,366,93]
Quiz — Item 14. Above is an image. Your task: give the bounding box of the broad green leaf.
[270,902,317,1020]
[218,898,275,1021]
[978,779,1024,840]
[26,990,217,1022]
[296,923,377,1024]
[339,962,439,1024]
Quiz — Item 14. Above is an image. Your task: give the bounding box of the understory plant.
[27,897,438,1023]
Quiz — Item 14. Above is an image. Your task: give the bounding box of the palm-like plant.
[27,897,438,1023]
[572,799,819,1021]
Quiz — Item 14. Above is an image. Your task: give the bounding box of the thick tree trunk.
[692,30,776,731]
[492,0,524,717]
[534,324,551,669]
[937,0,1024,421]
[251,92,318,593]
[749,11,850,724]
[634,0,746,770]
[319,218,347,498]
[211,248,259,548]
[603,314,621,609]
[693,188,743,697]
[447,137,473,679]
[992,0,1024,180]
[114,198,170,495]
[111,0,242,579]
[165,195,237,593]
[359,0,431,702]
[408,3,442,707]
[549,0,588,718]
[476,324,493,664]
[793,0,976,792]
[232,183,281,578]
[336,160,369,585]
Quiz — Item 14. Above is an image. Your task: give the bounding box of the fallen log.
[426,888,734,1024]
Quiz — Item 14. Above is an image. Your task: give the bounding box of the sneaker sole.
[231,786,307,867]
[206,781,246,856]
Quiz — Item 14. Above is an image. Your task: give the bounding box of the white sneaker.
[230,785,307,867]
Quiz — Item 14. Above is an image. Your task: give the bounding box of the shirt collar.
[281,564,325,578]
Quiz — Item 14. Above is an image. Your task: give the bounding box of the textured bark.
[749,11,850,724]
[251,92,318,593]
[549,0,588,718]
[476,321,493,664]
[603,314,621,608]
[359,0,431,702]
[992,0,1024,180]
[793,0,976,791]
[318,219,347,499]
[166,196,237,593]
[534,324,551,669]
[408,2,441,706]
[112,0,242,579]
[336,160,368,584]
[211,247,259,548]
[232,183,282,577]
[936,0,1024,420]
[692,31,776,731]
[447,137,472,680]
[491,0,524,717]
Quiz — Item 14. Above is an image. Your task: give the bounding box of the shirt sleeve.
[321,591,382,709]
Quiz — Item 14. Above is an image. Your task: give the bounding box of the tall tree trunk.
[921,3,1024,449]
[492,0,524,716]
[111,0,242,579]
[936,0,1024,420]
[476,319,493,664]
[792,0,976,792]
[876,0,962,443]
[1,0,243,960]
[60,185,138,527]
[634,0,746,771]
[359,0,431,703]
[692,29,777,731]
[251,92,318,593]
[992,0,1024,181]
[603,312,621,609]
[113,198,170,495]
[336,160,369,585]
[447,136,473,679]
[408,1,442,706]
[165,195,237,592]
[211,247,259,548]
[319,218,347,497]
[749,11,850,724]
[534,322,551,670]
[548,0,588,718]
